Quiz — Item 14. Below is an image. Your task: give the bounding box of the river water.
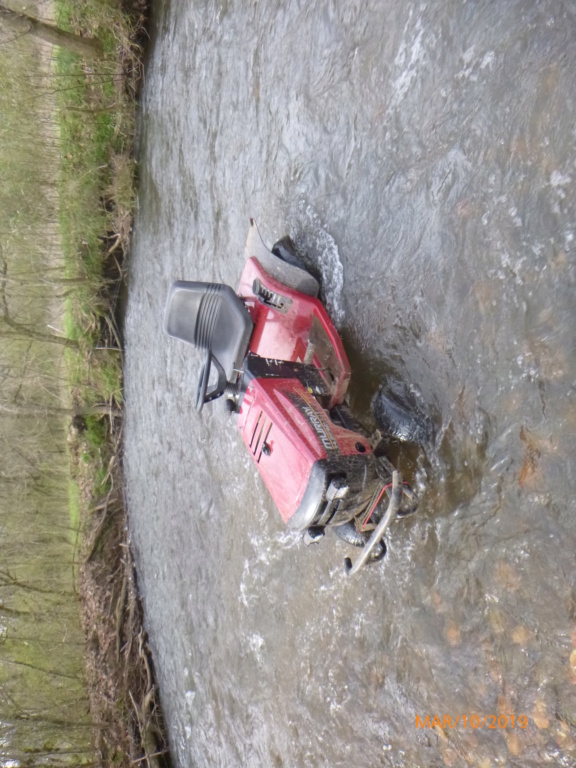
[124,1,576,765]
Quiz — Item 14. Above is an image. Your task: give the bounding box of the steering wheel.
[196,350,228,412]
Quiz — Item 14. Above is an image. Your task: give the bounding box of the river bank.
[54,0,173,764]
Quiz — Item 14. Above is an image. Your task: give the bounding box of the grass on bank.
[51,3,172,766]
[55,0,138,492]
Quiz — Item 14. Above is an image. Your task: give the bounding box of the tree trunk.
[0,4,103,59]
[0,402,121,418]
[0,317,80,347]
[0,255,80,348]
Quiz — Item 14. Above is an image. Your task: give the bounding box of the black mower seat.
[165,281,253,382]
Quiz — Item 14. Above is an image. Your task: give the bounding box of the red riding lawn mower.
[165,221,422,574]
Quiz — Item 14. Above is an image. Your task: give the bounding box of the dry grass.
[71,421,170,768]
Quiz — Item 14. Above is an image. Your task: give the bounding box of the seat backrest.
[165,281,253,381]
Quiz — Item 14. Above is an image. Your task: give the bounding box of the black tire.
[392,485,418,517]
[271,236,307,270]
[372,384,433,446]
[333,521,388,561]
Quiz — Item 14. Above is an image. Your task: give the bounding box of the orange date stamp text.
[416,714,528,730]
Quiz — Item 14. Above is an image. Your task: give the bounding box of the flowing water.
[124,2,576,765]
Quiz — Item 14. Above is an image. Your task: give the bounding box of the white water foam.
[389,10,426,107]
[297,201,346,326]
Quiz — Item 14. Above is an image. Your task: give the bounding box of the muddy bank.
[73,422,171,767]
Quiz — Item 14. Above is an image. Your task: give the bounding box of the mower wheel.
[334,522,388,561]
[396,486,418,517]
[344,540,386,572]
[372,384,433,446]
[271,235,307,270]
[370,540,387,562]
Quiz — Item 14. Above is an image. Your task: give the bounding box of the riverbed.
[124,2,576,765]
